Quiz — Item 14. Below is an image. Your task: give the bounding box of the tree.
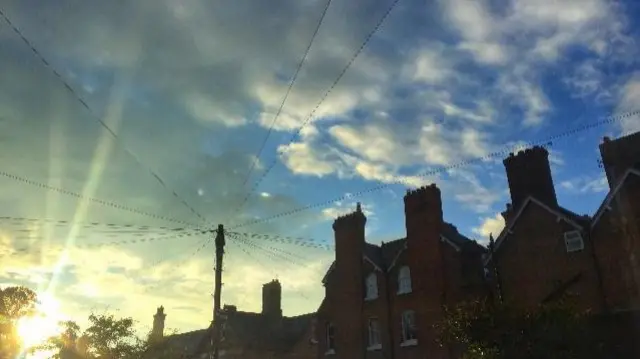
[40,312,181,359]
[436,297,594,359]
[0,286,38,359]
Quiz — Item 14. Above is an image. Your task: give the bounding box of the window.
[398,266,412,294]
[401,310,417,346]
[564,230,584,253]
[367,318,381,350]
[326,322,335,355]
[365,273,378,300]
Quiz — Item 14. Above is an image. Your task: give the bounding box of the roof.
[163,311,314,357]
[160,328,210,357]
[322,222,483,283]
[483,196,588,265]
[222,311,313,352]
[591,168,640,228]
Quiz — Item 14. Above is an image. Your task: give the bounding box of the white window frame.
[564,230,584,253]
[367,318,382,350]
[325,322,335,355]
[400,310,417,346]
[365,272,378,301]
[397,266,412,294]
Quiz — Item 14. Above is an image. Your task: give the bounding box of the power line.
[227,230,332,250]
[226,230,322,244]
[0,170,203,228]
[230,232,311,262]
[73,231,205,249]
[238,0,334,190]
[229,234,307,267]
[230,109,640,230]
[149,232,215,268]
[229,0,405,220]
[0,8,209,226]
[227,233,315,302]
[0,216,192,233]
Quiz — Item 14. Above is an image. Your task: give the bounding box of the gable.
[592,168,640,228]
[485,196,585,265]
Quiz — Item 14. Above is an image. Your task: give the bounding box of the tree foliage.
[436,298,594,359]
[39,312,181,359]
[0,286,38,359]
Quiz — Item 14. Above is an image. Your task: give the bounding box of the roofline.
[440,234,461,252]
[386,242,407,272]
[321,253,381,284]
[483,196,584,266]
[363,254,382,272]
[591,168,640,228]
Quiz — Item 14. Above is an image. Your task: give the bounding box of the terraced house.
[317,130,640,358]
[316,186,488,359]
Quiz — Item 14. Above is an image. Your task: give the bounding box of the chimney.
[404,184,443,242]
[599,132,640,188]
[503,146,558,210]
[151,306,166,340]
[262,279,282,319]
[333,202,367,270]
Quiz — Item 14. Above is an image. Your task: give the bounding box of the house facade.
[316,186,487,359]
[316,130,640,358]
[486,132,640,314]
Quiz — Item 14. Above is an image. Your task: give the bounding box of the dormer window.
[397,266,412,294]
[365,273,378,300]
[564,230,584,253]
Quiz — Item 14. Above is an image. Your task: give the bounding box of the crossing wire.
[229,0,405,221]
[0,8,209,226]
[0,170,203,228]
[239,0,334,189]
[0,215,192,233]
[230,231,312,262]
[229,109,640,230]
[229,233,309,266]
[148,230,215,268]
[227,230,333,250]
[227,233,314,302]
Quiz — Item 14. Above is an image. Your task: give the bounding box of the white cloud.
[185,93,248,127]
[472,213,505,239]
[278,142,338,177]
[322,201,374,220]
[410,48,454,83]
[450,169,503,213]
[559,174,609,194]
[616,73,640,134]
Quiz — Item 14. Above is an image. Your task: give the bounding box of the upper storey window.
[365,272,378,300]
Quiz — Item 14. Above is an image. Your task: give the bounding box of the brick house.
[486,132,640,314]
[483,132,640,356]
[150,280,316,359]
[316,186,487,359]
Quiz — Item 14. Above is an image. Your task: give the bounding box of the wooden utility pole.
[211,224,225,359]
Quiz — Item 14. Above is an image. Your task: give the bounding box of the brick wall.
[493,203,602,312]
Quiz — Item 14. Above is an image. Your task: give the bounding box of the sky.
[0,0,639,336]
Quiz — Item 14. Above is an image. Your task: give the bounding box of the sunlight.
[16,294,65,351]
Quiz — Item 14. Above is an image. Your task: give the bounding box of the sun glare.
[16,294,65,351]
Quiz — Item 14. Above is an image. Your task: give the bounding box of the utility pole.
[211,224,225,359]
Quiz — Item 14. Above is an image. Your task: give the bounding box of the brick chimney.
[262,279,282,319]
[151,306,166,340]
[600,132,640,188]
[404,184,443,242]
[503,146,558,210]
[331,202,366,359]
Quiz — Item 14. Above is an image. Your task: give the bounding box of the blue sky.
[0,0,639,335]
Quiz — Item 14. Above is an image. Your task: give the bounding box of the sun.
[16,294,65,351]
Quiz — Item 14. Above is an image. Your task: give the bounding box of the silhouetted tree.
[0,286,38,359]
[436,297,593,359]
